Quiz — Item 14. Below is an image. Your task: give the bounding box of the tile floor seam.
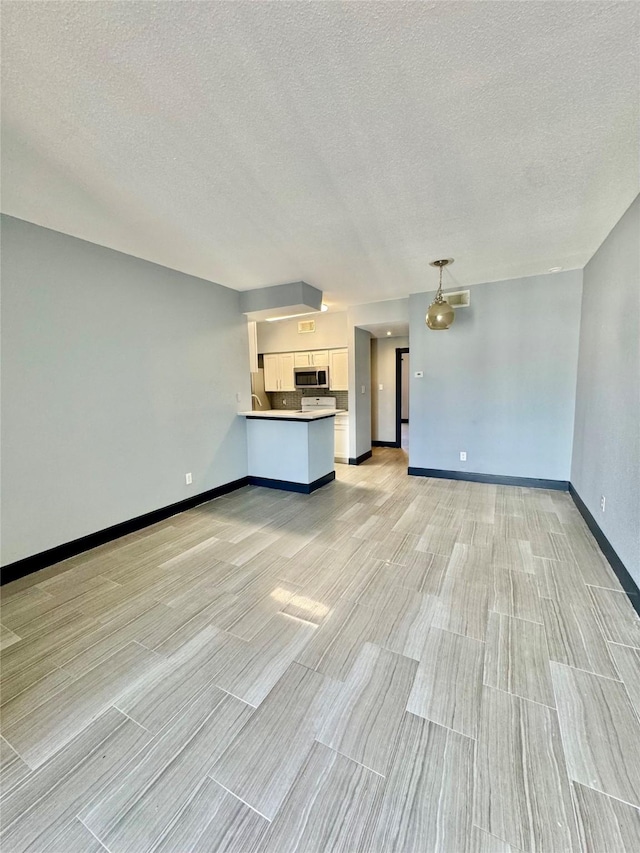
[310,738,387,778]
[75,816,112,851]
[204,774,275,821]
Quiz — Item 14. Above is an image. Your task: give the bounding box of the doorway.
[396,347,409,449]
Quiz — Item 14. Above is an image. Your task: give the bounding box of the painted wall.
[256,311,347,352]
[348,297,409,328]
[371,336,409,443]
[348,326,372,459]
[571,196,640,585]
[408,270,583,481]
[1,215,250,567]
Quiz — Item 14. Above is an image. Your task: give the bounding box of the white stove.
[300,396,338,413]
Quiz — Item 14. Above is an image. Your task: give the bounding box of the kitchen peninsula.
[238,397,340,493]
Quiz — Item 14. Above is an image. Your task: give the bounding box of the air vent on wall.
[443,289,471,308]
[298,319,316,333]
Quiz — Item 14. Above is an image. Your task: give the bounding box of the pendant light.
[426,258,455,330]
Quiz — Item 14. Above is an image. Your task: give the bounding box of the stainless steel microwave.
[294,366,330,389]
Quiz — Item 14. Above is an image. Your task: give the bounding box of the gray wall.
[571,196,640,585]
[348,297,409,328]
[371,336,409,442]
[1,216,250,567]
[409,270,583,480]
[348,327,372,459]
[256,311,348,353]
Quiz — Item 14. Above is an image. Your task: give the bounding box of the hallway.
[2,449,640,852]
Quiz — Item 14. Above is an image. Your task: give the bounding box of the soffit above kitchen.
[1,2,638,309]
[241,281,322,322]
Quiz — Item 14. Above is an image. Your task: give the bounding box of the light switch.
[361,385,365,394]
[378,384,383,391]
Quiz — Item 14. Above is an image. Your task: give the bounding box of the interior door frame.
[395,347,410,448]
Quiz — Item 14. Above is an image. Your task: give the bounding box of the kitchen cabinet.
[294,352,311,367]
[329,348,348,391]
[294,350,329,368]
[280,353,295,390]
[334,413,349,463]
[311,350,329,366]
[263,352,295,391]
[263,354,279,391]
[264,348,347,391]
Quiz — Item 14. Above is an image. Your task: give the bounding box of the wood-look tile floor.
[2,448,640,852]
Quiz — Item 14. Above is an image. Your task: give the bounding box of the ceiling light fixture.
[386,331,392,336]
[265,310,317,322]
[321,303,329,312]
[548,266,563,273]
[426,259,455,330]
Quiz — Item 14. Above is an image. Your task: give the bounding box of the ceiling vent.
[443,289,470,308]
[298,319,316,333]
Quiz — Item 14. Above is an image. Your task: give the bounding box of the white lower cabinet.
[334,414,349,463]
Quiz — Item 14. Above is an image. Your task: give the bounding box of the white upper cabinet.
[311,350,329,366]
[263,353,280,392]
[279,352,296,391]
[294,352,311,367]
[329,348,348,391]
[264,348,348,391]
[294,350,329,367]
[263,352,296,391]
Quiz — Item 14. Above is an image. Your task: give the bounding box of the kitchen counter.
[238,408,344,421]
[238,410,337,493]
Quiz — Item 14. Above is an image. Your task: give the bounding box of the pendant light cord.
[436,262,444,303]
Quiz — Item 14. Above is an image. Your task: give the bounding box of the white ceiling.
[2,2,638,309]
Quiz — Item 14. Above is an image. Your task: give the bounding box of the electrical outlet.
[414,371,424,378]
[460,451,467,462]
[600,495,606,512]
[185,472,193,485]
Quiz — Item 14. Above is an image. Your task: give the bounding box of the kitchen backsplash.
[267,390,348,411]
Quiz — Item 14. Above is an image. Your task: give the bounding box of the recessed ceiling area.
[358,322,410,340]
[1,2,638,309]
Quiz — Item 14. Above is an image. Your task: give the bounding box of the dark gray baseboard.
[408,467,569,491]
[349,449,373,466]
[1,476,250,586]
[569,483,640,612]
[248,471,335,494]
[372,441,399,448]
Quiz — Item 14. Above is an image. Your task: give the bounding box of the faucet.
[251,394,263,408]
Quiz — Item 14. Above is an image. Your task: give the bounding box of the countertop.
[238,408,346,421]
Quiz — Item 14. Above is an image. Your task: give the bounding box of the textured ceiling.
[2,1,638,308]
